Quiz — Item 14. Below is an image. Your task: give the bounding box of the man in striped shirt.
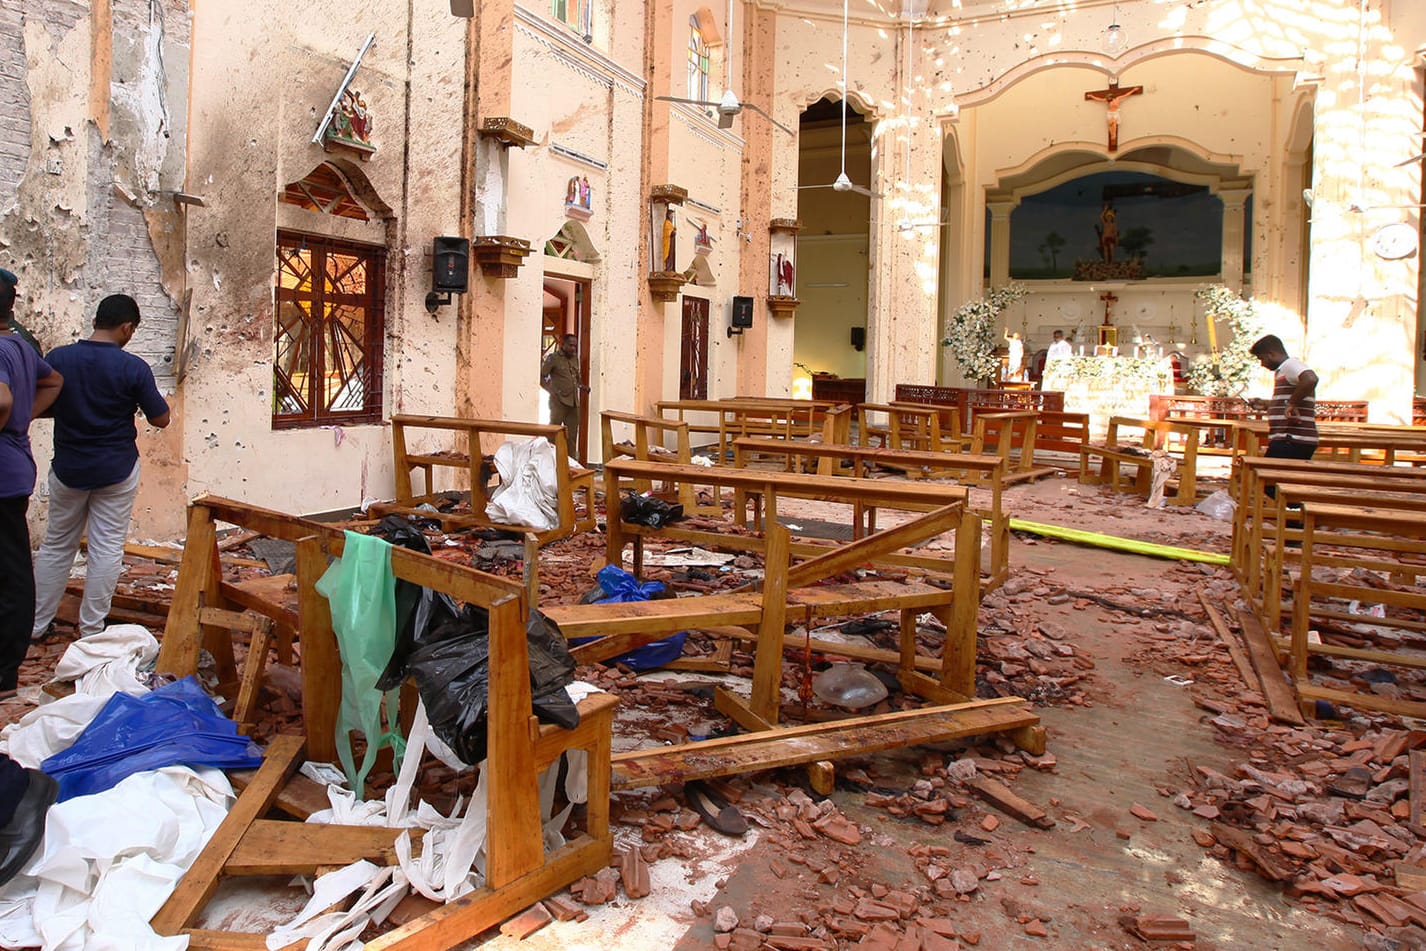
[1250,334,1318,461]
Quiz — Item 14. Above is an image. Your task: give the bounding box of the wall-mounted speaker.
[731,296,754,328]
[850,327,866,351]
[432,237,470,293]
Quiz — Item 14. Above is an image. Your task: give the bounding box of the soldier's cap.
[0,269,15,290]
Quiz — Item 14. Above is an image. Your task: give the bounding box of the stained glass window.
[273,232,385,428]
[687,17,709,103]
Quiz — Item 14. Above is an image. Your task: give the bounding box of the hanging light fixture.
[1104,1,1126,54]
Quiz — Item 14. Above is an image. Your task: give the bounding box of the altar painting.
[996,172,1232,281]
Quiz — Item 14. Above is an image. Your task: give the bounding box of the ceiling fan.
[798,0,882,199]
[657,89,794,136]
[654,0,793,136]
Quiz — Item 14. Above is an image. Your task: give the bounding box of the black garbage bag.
[369,515,460,690]
[620,492,684,528]
[407,606,580,765]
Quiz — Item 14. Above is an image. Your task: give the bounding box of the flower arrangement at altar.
[1185,284,1264,397]
[1041,355,1173,392]
[940,284,1027,384]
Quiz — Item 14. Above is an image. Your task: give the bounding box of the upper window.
[273,232,385,428]
[552,0,591,38]
[687,17,709,103]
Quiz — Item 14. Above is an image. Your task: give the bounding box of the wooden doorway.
[680,296,709,400]
[541,275,592,462]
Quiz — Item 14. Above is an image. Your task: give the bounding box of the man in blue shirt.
[32,294,169,640]
[0,269,62,690]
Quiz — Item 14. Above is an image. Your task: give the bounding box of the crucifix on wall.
[1084,80,1143,153]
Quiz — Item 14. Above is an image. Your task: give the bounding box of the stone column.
[1219,187,1251,294]
[864,114,944,402]
[1302,42,1422,423]
[987,201,1015,289]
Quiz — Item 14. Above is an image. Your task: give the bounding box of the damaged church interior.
[3,0,1426,947]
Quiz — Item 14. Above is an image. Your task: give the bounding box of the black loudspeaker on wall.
[728,295,754,337]
[850,327,866,351]
[432,237,470,293]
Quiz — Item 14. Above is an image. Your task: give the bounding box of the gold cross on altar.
[1084,81,1143,152]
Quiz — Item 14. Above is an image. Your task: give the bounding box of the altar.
[1041,355,1175,438]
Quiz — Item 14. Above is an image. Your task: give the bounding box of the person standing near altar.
[1047,329,1072,361]
[1250,334,1318,463]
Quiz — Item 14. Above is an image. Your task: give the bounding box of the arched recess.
[794,94,874,390]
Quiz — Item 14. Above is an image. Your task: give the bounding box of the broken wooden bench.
[653,397,846,459]
[553,459,1043,790]
[1079,415,1201,505]
[154,495,617,949]
[728,436,1010,589]
[374,414,596,544]
[1231,457,1426,631]
[1287,500,1426,719]
[600,409,722,517]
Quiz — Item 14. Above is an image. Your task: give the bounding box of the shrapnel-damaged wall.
[0,0,191,537]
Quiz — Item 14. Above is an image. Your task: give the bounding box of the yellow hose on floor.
[1008,517,1230,565]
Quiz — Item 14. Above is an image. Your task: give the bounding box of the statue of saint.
[1095,203,1118,264]
[662,208,677,271]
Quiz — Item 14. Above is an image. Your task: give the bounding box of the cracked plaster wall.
[0,0,190,538]
[181,2,465,520]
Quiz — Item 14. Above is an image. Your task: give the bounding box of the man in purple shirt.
[0,269,63,691]
[32,294,170,641]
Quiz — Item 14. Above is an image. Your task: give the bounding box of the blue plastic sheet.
[41,676,262,802]
[577,565,687,671]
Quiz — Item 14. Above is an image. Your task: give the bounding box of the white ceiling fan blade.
[1395,151,1426,167]
[655,95,719,107]
[741,102,794,137]
[797,184,837,191]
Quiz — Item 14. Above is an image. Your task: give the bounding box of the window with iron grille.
[273,232,385,428]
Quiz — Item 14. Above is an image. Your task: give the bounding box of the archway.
[795,94,872,402]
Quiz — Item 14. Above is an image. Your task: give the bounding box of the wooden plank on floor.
[225,821,422,875]
[1235,608,1307,726]
[1199,593,1257,690]
[967,776,1056,829]
[1412,750,1426,835]
[610,698,1038,789]
[150,735,305,935]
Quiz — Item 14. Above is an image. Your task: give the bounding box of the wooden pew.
[1079,416,1201,505]
[1231,457,1426,631]
[967,410,1058,484]
[154,497,615,948]
[600,410,721,517]
[656,398,837,459]
[729,437,1011,588]
[381,415,596,543]
[1287,500,1426,719]
[555,461,1044,788]
[857,402,963,453]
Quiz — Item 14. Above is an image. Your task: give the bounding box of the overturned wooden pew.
[543,460,1044,791]
[153,496,616,948]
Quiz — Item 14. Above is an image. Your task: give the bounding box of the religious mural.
[996,171,1238,281]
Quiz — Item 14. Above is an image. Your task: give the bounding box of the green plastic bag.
[315,530,406,794]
